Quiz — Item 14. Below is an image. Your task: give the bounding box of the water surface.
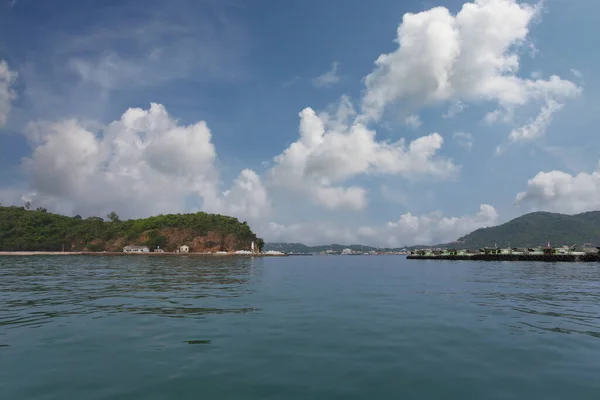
[1,256,600,399]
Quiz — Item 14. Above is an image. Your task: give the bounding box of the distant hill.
[449,211,600,249]
[0,206,263,252]
[265,211,600,251]
[263,242,405,253]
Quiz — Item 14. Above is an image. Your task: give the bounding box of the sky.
[1,0,599,247]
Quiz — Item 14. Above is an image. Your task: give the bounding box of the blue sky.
[1,0,599,246]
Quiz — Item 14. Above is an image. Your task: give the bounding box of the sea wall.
[407,254,600,262]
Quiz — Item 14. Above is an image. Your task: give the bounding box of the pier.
[407,253,600,262]
[407,246,600,262]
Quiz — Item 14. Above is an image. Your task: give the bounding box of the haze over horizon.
[1,0,599,247]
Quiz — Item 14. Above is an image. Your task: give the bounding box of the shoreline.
[0,251,288,257]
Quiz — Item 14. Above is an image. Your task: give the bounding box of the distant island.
[265,211,600,253]
[0,206,264,253]
[263,243,408,254]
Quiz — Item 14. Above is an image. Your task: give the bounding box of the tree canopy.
[0,206,262,252]
[449,211,600,249]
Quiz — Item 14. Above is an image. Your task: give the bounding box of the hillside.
[449,211,600,249]
[0,206,264,252]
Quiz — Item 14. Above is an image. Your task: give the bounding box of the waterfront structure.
[123,246,150,253]
[408,245,600,262]
[179,245,190,253]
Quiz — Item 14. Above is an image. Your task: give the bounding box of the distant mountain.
[449,211,600,249]
[265,211,600,251]
[263,242,405,253]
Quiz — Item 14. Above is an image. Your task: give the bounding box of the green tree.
[106,211,120,223]
[0,206,262,252]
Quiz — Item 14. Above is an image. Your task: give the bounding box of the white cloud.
[515,163,600,214]
[405,114,422,129]
[268,98,459,210]
[206,169,270,220]
[443,101,467,118]
[508,99,563,142]
[530,70,543,79]
[258,204,498,246]
[453,131,474,151]
[570,68,583,78]
[483,108,514,124]
[14,1,251,126]
[386,204,498,246]
[60,5,250,90]
[0,59,18,127]
[313,61,341,88]
[17,103,268,221]
[360,0,581,141]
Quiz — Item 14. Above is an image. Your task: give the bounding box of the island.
[0,206,286,256]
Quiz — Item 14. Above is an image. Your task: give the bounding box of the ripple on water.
[1,256,600,399]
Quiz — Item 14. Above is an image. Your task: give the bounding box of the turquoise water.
[1,256,600,399]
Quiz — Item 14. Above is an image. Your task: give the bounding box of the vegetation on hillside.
[448,211,600,249]
[0,206,264,252]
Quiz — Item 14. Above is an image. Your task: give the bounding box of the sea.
[1,255,600,399]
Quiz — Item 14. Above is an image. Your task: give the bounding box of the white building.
[123,246,150,253]
[179,245,190,253]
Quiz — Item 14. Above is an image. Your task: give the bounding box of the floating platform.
[407,254,600,262]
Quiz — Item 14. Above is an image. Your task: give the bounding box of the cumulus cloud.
[268,98,458,210]
[258,204,498,246]
[0,59,18,127]
[313,61,341,88]
[206,169,270,220]
[453,131,474,151]
[385,204,498,246]
[515,163,600,214]
[17,103,268,221]
[361,0,581,140]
